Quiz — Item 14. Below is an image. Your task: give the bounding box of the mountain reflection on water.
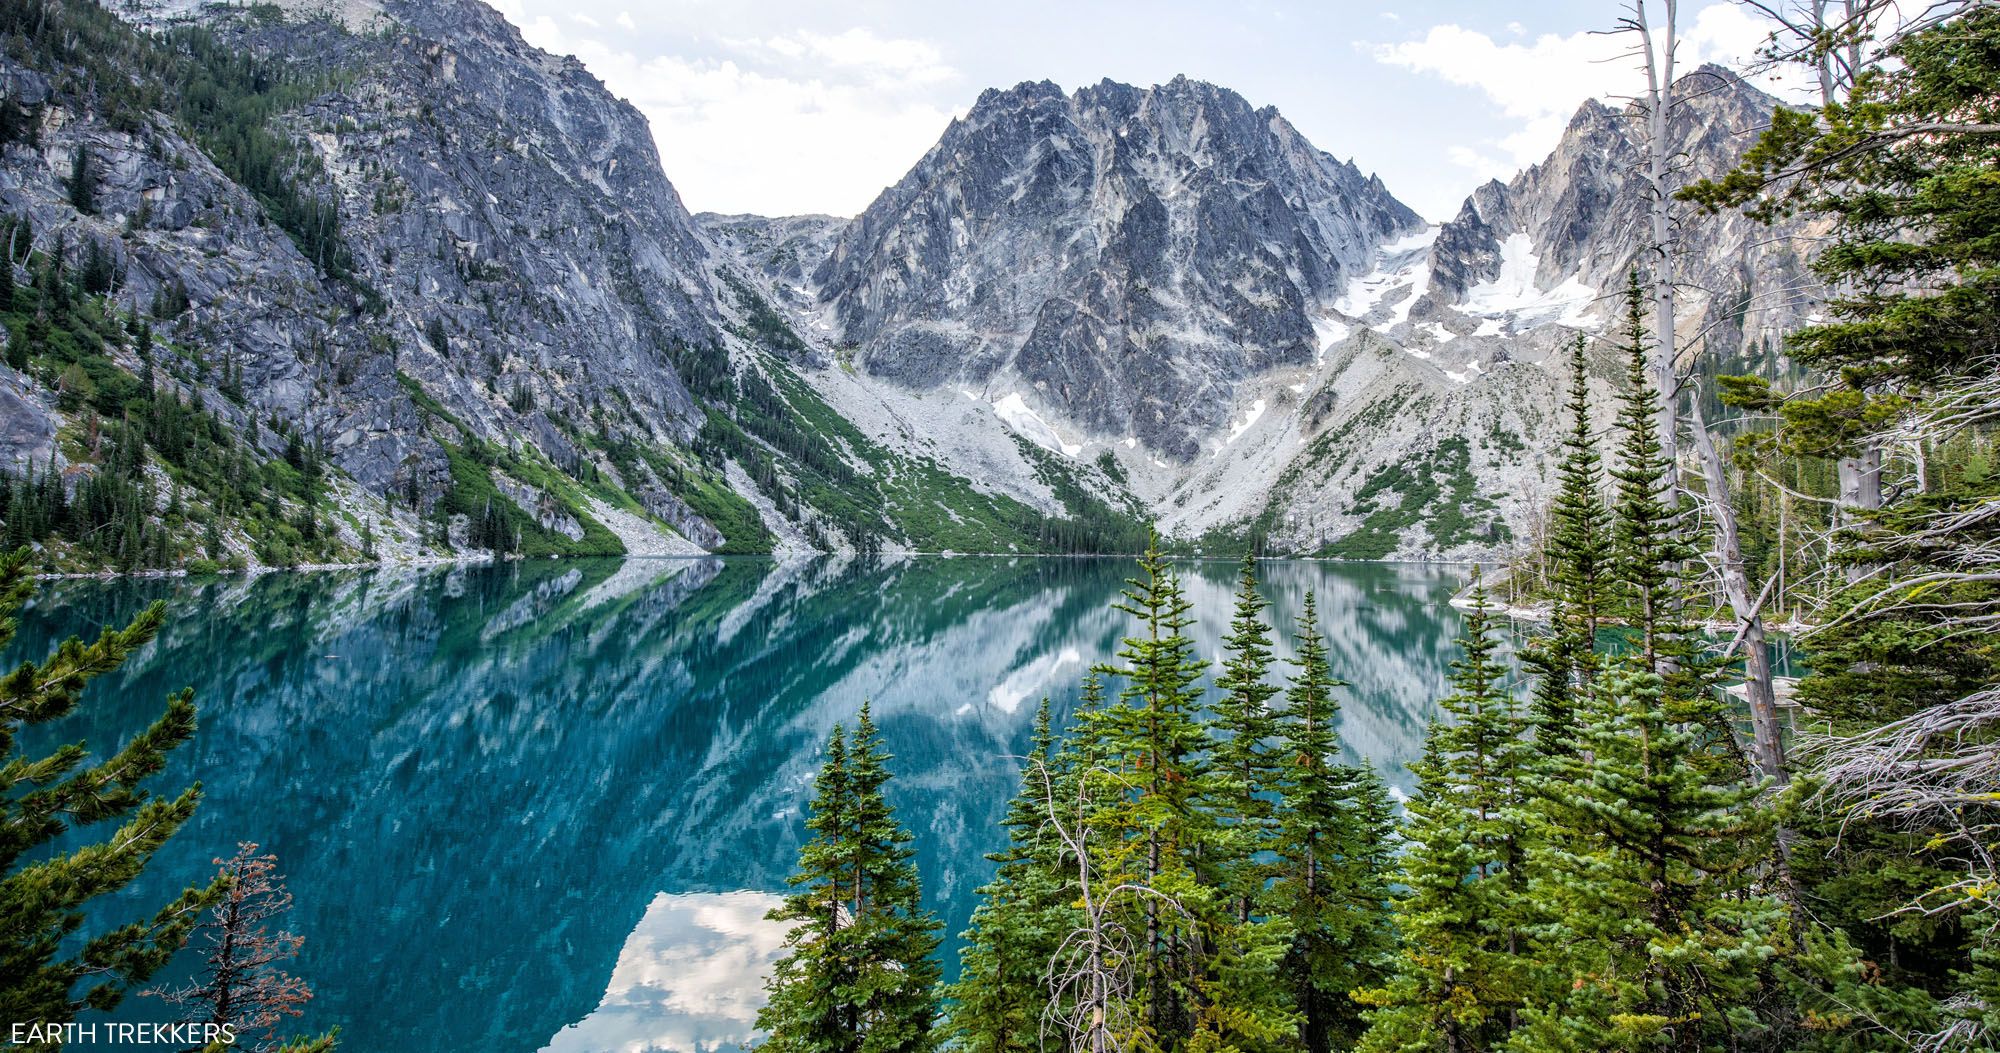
[9,555,1470,1052]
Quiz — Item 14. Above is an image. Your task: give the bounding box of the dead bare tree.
[1617,0,1686,486]
[1032,761,1191,1053]
[1687,388,1788,784]
[146,843,315,1053]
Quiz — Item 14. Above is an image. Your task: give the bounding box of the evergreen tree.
[949,700,1073,1053]
[1608,272,1692,673]
[1359,576,1537,1052]
[0,96,27,148]
[1511,661,1785,1052]
[1209,554,1283,925]
[1690,7,2000,1024]
[0,548,224,1035]
[759,706,942,1053]
[67,146,95,215]
[147,843,331,1050]
[1270,592,1397,1053]
[1521,333,1612,755]
[1077,536,1217,1049]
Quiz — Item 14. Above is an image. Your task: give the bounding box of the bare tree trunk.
[1631,0,1682,487]
[1838,449,1884,581]
[1689,393,1787,784]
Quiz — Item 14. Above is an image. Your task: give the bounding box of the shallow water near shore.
[10,556,1473,1052]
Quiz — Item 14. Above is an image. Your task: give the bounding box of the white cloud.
[1371,2,1781,183]
[487,5,961,216]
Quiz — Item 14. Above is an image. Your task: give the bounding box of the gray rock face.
[812,76,1423,460]
[2,0,741,550]
[1418,66,1815,347]
[0,364,59,472]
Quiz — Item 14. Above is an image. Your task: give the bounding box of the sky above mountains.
[491,0,1798,221]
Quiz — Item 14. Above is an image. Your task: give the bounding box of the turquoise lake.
[9,556,1478,1052]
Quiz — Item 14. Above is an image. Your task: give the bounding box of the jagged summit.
[812,74,1423,460]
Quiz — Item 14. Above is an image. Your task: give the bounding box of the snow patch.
[1226,399,1267,444]
[1422,322,1456,343]
[1335,227,1438,330]
[992,393,1082,458]
[1311,317,1351,364]
[1460,233,1599,329]
[1473,318,1504,337]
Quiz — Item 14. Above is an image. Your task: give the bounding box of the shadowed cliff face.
[14,556,1466,1052]
[812,76,1424,461]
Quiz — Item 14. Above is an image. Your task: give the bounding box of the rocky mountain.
[1,0,1147,572]
[705,64,1815,560]
[1209,64,1819,558]
[810,76,1423,461]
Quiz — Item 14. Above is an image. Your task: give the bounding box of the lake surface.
[9,556,1475,1053]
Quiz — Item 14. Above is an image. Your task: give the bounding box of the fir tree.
[0,548,223,1034]
[1359,575,1537,1052]
[949,700,1072,1053]
[1608,271,1690,673]
[1511,661,1785,1052]
[147,843,330,1051]
[67,146,95,215]
[1271,592,1397,1053]
[760,706,942,1053]
[1210,554,1283,925]
[1522,333,1612,755]
[1078,536,1216,1049]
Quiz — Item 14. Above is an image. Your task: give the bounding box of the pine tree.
[147,843,328,1051]
[1510,661,1786,1052]
[760,706,942,1053]
[1077,536,1217,1049]
[949,700,1073,1053]
[0,547,224,1033]
[67,146,95,215]
[1608,271,1692,673]
[1210,554,1283,925]
[1270,592,1397,1053]
[1688,6,2000,1021]
[1522,333,1612,755]
[1359,576,1537,1052]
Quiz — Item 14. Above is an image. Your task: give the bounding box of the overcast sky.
[487,1,1804,222]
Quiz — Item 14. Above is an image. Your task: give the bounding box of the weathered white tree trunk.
[1689,392,1788,784]
[1632,0,1682,486]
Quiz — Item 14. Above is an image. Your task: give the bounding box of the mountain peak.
[815,73,1421,459]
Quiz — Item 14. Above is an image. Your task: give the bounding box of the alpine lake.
[11,555,1547,1051]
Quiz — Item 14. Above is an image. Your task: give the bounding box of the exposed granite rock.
[812,76,1424,461]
